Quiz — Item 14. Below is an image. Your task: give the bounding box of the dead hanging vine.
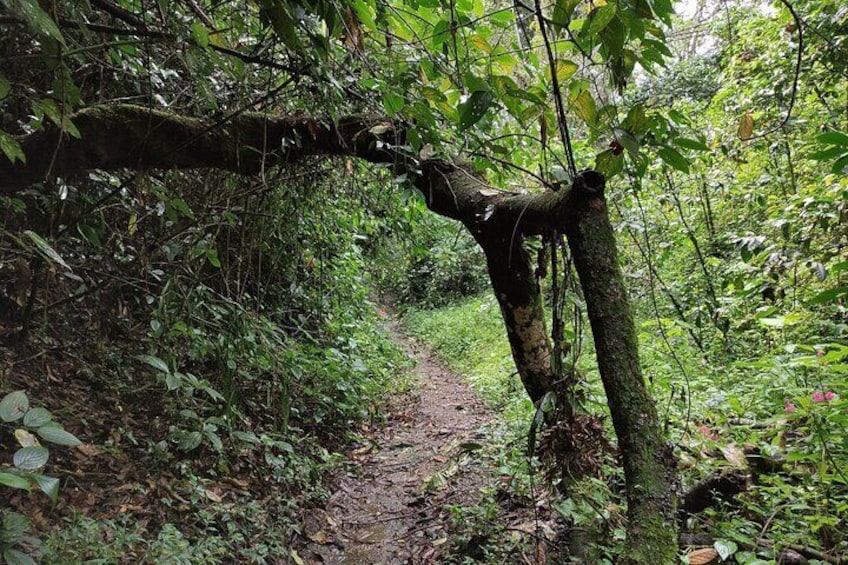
[531,0,581,401]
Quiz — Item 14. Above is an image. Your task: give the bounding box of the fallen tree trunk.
[0,104,677,562]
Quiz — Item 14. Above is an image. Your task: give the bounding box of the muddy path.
[298,321,496,564]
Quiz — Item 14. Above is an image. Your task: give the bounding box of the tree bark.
[1,104,677,561]
[564,173,678,564]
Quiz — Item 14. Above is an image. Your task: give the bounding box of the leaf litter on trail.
[297,322,550,564]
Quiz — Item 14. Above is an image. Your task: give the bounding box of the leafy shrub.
[1,391,82,564]
[372,210,490,308]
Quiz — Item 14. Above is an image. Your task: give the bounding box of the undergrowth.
[404,287,848,563]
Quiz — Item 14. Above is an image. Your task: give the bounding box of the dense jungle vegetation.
[0,0,846,563]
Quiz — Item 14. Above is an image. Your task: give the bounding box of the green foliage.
[1,510,39,565]
[1,391,82,563]
[404,294,527,410]
[0,391,80,501]
[42,506,292,564]
[371,208,490,308]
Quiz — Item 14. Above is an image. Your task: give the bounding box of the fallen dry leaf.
[309,530,329,544]
[687,547,719,564]
[721,443,747,468]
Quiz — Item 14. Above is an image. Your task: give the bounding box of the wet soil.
[299,321,495,564]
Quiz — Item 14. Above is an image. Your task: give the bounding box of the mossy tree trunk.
[1,105,677,562]
[564,174,678,564]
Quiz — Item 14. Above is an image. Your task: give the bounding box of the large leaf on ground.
[0,472,31,491]
[37,426,82,447]
[13,447,48,471]
[0,391,28,423]
[31,473,60,502]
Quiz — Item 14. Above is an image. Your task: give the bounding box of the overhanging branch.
[0,104,601,236]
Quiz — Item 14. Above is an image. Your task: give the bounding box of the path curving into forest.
[299,320,495,564]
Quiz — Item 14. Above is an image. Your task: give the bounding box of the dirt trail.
[300,321,494,564]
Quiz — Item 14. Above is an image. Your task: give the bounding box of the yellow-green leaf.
[546,59,578,84]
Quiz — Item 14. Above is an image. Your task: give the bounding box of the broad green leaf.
[643,37,673,57]
[352,0,376,30]
[31,473,60,502]
[232,430,261,444]
[809,147,846,161]
[595,149,623,177]
[382,92,405,116]
[22,407,51,428]
[667,109,691,126]
[817,131,848,147]
[832,154,848,175]
[1,511,31,542]
[169,197,195,219]
[430,19,452,50]
[206,248,221,268]
[260,0,301,51]
[490,9,514,25]
[545,59,578,84]
[420,86,447,104]
[1,0,66,45]
[810,286,848,304]
[78,224,103,247]
[2,548,37,565]
[0,391,29,423]
[463,73,489,93]
[458,90,494,130]
[136,354,170,373]
[614,128,640,156]
[469,34,492,54]
[24,230,72,271]
[651,0,674,24]
[658,146,690,173]
[551,0,580,28]
[37,426,82,446]
[0,472,31,491]
[582,3,617,37]
[178,431,203,451]
[622,105,648,135]
[571,90,596,125]
[13,446,49,471]
[0,129,26,164]
[600,15,626,57]
[714,539,738,561]
[191,22,209,48]
[674,137,709,151]
[165,372,181,390]
[204,429,224,452]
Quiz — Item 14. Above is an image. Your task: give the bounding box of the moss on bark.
[564,177,677,565]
